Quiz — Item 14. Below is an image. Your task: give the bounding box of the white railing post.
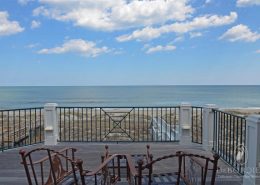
[202,104,217,151]
[44,103,58,145]
[243,115,260,185]
[179,102,192,144]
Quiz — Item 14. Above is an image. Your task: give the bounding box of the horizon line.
[1,84,260,87]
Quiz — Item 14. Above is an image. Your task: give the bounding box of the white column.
[202,104,217,151]
[44,103,58,145]
[180,102,192,129]
[243,115,260,185]
[179,102,192,144]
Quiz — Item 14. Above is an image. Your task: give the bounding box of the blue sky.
[0,0,260,86]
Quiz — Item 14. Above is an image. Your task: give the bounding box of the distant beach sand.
[222,108,260,116]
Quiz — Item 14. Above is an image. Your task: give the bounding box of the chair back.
[135,151,219,185]
[77,154,130,185]
[136,151,182,185]
[19,148,78,185]
[180,152,219,185]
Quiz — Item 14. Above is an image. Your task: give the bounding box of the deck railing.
[0,104,249,173]
[212,109,246,174]
[57,106,180,142]
[0,107,44,151]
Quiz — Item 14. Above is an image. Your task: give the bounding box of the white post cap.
[181,102,191,107]
[44,103,58,111]
[205,104,217,109]
[247,115,260,123]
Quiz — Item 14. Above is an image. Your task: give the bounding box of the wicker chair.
[179,152,220,185]
[19,147,79,185]
[98,145,152,184]
[101,145,152,172]
[131,151,219,185]
[76,154,137,185]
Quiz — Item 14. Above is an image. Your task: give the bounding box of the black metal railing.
[57,107,180,142]
[191,106,203,144]
[0,108,44,151]
[212,109,246,174]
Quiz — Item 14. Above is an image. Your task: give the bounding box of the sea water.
[0,86,260,109]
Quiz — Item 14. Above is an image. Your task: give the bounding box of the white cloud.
[237,0,260,7]
[26,43,39,48]
[205,0,212,4]
[174,36,185,42]
[18,0,34,5]
[146,45,176,54]
[38,39,109,57]
[219,24,260,42]
[189,32,202,38]
[116,26,163,42]
[255,49,260,53]
[0,11,24,36]
[117,12,237,42]
[31,20,41,29]
[33,0,194,31]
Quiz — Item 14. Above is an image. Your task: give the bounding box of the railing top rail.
[0,105,209,110]
[191,106,204,108]
[212,108,246,119]
[0,107,44,112]
[57,106,181,108]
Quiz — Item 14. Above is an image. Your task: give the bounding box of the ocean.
[0,86,260,109]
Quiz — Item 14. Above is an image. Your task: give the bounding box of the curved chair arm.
[20,147,77,165]
[19,148,79,185]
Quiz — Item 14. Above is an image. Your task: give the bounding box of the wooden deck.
[0,142,243,185]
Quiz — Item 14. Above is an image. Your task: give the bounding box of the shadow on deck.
[0,142,243,185]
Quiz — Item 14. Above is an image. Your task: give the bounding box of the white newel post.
[202,104,217,151]
[179,102,192,144]
[44,103,58,145]
[243,115,260,185]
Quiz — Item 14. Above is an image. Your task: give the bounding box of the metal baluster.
[91,108,93,141]
[69,108,71,141]
[82,108,84,141]
[1,111,4,151]
[34,109,36,143]
[29,109,32,145]
[13,111,15,147]
[151,108,153,141]
[40,109,42,142]
[73,108,75,141]
[133,108,135,141]
[161,108,163,141]
[86,108,89,141]
[24,110,27,145]
[100,108,101,141]
[78,108,80,142]
[200,108,203,144]
[235,116,239,170]
[95,108,97,141]
[196,108,198,142]
[146,108,149,141]
[64,108,66,141]
[191,108,194,142]
[59,108,61,141]
[19,110,21,146]
[7,111,10,149]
